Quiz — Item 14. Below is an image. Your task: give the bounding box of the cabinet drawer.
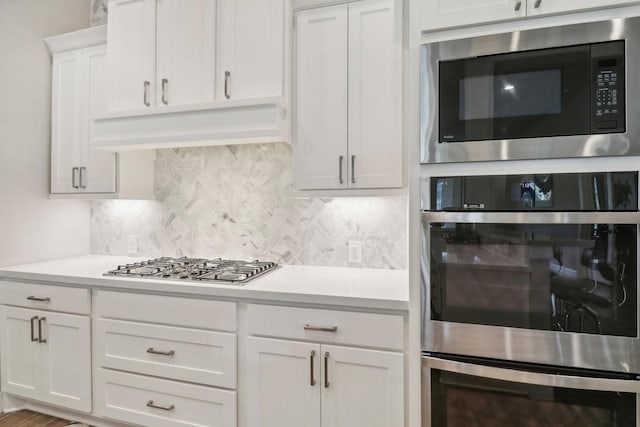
[94,291,236,331]
[94,318,236,388]
[247,304,404,350]
[0,281,90,315]
[95,368,236,427]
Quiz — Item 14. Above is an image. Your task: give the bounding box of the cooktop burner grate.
[104,257,278,285]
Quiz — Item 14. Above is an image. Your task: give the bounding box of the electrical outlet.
[348,240,362,264]
[127,235,138,255]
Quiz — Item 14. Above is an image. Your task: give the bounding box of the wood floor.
[0,410,71,427]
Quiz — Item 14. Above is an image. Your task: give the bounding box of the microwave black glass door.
[439,45,592,142]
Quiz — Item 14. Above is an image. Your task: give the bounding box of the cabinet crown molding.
[44,25,107,56]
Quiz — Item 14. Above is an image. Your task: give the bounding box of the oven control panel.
[591,41,625,133]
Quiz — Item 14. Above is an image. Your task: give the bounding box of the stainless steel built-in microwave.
[420,17,640,163]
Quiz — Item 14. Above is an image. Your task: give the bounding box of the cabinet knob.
[534,0,542,7]
[514,1,522,11]
[338,156,344,184]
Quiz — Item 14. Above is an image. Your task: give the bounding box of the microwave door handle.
[422,356,639,393]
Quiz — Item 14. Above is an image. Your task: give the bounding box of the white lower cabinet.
[93,291,238,427]
[246,305,405,427]
[0,306,91,412]
[95,368,237,427]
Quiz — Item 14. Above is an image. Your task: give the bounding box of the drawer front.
[95,319,236,388]
[247,304,404,350]
[94,291,237,331]
[95,369,236,427]
[0,281,90,315]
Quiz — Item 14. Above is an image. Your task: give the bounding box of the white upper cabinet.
[527,0,639,17]
[421,0,639,31]
[217,0,285,100]
[294,0,402,191]
[155,0,217,106]
[347,0,402,189]
[294,5,349,190]
[46,26,156,198]
[107,0,157,111]
[96,0,288,150]
[421,0,525,31]
[50,43,116,194]
[108,0,216,111]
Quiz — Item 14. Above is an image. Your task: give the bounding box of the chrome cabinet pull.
[30,316,38,342]
[324,352,330,388]
[79,167,87,189]
[338,156,344,184]
[310,350,316,386]
[224,71,231,99]
[304,324,338,333]
[534,0,542,7]
[27,296,51,303]
[514,0,522,11]
[72,167,79,189]
[38,317,46,343]
[143,81,151,106]
[351,155,355,184]
[146,400,175,411]
[146,347,175,356]
[161,78,168,105]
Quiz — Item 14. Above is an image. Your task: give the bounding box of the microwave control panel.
[591,41,625,133]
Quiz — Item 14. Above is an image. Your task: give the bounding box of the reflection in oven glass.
[430,223,637,337]
[431,370,635,427]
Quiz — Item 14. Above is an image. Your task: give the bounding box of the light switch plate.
[348,240,362,264]
[127,235,138,255]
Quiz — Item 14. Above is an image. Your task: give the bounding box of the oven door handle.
[422,211,640,225]
[422,356,640,393]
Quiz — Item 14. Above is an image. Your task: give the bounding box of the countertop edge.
[0,269,409,312]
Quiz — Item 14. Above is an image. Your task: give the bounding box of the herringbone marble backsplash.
[90,143,407,269]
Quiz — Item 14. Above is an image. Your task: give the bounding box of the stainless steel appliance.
[421,171,639,371]
[420,17,640,163]
[420,171,640,426]
[422,354,639,427]
[104,257,278,284]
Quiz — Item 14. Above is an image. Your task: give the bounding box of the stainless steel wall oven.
[420,17,640,163]
[421,171,640,426]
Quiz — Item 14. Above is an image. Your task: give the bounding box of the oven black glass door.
[429,222,637,337]
[439,45,591,142]
[425,356,637,427]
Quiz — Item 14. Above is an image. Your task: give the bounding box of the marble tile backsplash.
[90,143,407,269]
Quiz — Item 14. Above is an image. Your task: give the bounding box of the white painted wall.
[0,0,92,267]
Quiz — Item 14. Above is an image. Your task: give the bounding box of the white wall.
[0,0,92,266]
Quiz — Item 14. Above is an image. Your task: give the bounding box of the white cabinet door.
[83,44,116,193]
[156,0,217,106]
[41,312,92,412]
[0,307,91,412]
[321,345,404,427]
[421,0,524,31]
[51,50,83,193]
[527,0,639,16]
[0,307,42,401]
[217,0,285,100]
[108,0,157,111]
[347,0,402,189]
[294,5,348,190]
[246,337,321,427]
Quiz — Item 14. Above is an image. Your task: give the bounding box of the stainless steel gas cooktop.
[104,257,278,285]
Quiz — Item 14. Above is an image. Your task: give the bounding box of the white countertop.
[0,255,409,310]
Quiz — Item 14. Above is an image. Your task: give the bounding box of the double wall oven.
[421,171,640,426]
